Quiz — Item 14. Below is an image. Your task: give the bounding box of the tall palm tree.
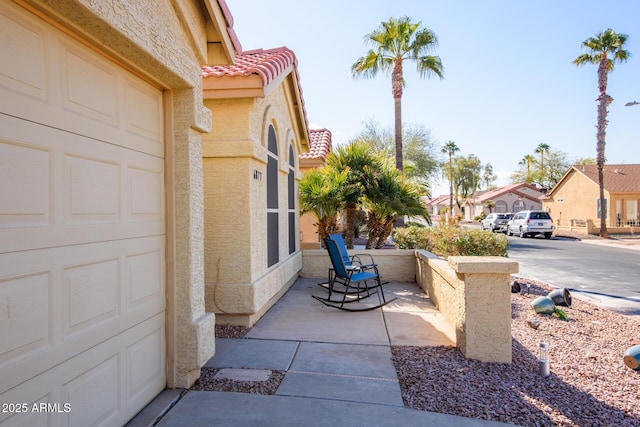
[519,154,536,183]
[441,141,459,215]
[574,29,630,238]
[534,143,550,187]
[351,16,444,171]
[326,141,383,249]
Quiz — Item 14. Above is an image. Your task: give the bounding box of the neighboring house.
[464,183,544,220]
[201,47,310,327]
[542,164,640,233]
[299,128,333,249]
[426,195,456,216]
[0,1,311,425]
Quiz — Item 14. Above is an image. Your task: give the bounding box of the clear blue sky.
[224,0,640,196]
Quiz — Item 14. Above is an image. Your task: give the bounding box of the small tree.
[299,168,353,245]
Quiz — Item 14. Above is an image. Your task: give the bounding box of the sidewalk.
[128,278,514,427]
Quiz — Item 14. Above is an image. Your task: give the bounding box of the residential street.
[507,235,640,316]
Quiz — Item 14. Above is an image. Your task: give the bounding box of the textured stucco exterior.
[301,249,417,283]
[543,169,602,227]
[16,0,238,390]
[416,252,518,363]
[202,78,306,326]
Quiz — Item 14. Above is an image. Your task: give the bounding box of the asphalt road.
[506,235,640,316]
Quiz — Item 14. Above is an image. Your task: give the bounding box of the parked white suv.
[506,210,554,239]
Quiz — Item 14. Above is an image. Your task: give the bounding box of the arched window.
[495,200,508,213]
[267,125,279,267]
[287,145,296,254]
[513,199,525,212]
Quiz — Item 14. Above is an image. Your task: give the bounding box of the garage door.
[0,3,166,426]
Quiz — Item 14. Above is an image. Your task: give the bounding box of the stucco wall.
[301,249,417,282]
[202,79,304,326]
[544,170,600,226]
[416,251,518,363]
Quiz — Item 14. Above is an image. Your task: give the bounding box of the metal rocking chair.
[312,238,395,311]
[316,234,379,296]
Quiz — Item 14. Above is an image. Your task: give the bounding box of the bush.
[393,226,427,249]
[395,225,508,257]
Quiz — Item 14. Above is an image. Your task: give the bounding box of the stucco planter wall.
[301,249,417,282]
[416,251,518,364]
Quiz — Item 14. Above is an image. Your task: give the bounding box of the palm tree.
[573,28,630,238]
[534,143,550,187]
[441,141,459,215]
[519,154,536,183]
[299,168,353,245]
[326,141,383,249]
[351,16,444,171]
[361,166,429,249]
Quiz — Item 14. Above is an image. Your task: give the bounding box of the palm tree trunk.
[376,219,395,249]
[596,92,612,238]
[596,58,611,238]
[448,154,453,214]
[392,58,403,171]
[344,203,356,249]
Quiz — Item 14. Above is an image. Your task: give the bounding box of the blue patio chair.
[312,238,395,311]
[327,233,377,272]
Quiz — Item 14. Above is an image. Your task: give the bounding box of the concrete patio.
[128,277,515,426]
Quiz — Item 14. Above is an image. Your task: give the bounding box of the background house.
[464,183,544,220]
[542,164,640,234]
[299,128,333,249]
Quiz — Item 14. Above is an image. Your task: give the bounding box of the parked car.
[506,210,554,239]
[481,213,513,233]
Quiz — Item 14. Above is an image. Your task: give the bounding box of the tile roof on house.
[426,195,453,206]
[217,0,243,54]
[573,164,640,193]
[300,128,332,160]
[202,47,296,85]
[201,47,310,143]
[470,183,542,203]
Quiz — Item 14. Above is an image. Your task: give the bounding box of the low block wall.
[301,249,417,282]
[416,251,518,364]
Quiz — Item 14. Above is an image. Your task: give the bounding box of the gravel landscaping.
[393,278,640,426]
[201,280,640,427]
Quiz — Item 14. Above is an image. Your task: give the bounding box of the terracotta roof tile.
[574,164,640,193]
[201,47,309,143]
[300,129,332,160]
[472,183,543,203]
[217,0,243,54]
[202,47,296,86]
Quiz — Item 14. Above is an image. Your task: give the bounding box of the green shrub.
[393,226,427,249]
[397,225,508,257]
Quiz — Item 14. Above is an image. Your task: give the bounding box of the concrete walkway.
[127,278,514,427]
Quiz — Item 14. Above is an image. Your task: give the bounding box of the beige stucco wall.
[23,0,234,389]
[202,81,305,326]
[416,251,518,363]
[301,249,417,282]
[544,170,600,226]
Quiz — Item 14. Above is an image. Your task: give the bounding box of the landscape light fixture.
[624,101,639,106]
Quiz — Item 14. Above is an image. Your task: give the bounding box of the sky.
[224,0,640,196]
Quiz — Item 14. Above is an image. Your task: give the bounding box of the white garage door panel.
[0,235,164,392]
[0,3,167,424]
[0,2,163,158]
[0,113,164,253]
[0,314,165,427]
